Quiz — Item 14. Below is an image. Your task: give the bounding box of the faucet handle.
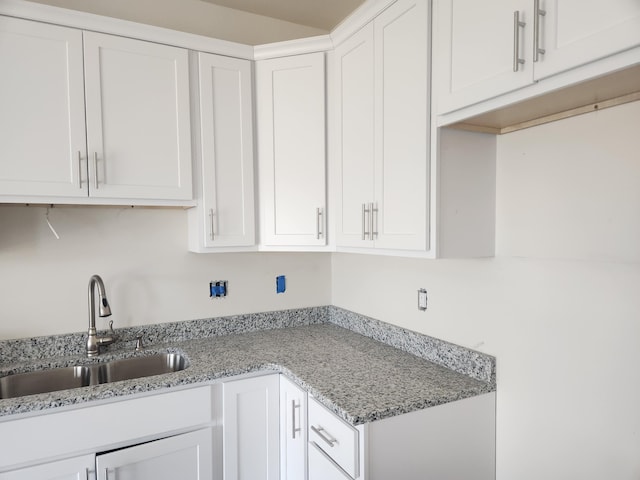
[135,334,145,352]
[108,320,115,335]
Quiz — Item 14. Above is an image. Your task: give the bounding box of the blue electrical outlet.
[276,275,286,294]
[210,281,227,298]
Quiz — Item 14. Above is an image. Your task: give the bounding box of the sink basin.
[0,353,187,400]
[97,353,187,383]
[0,366,90,399]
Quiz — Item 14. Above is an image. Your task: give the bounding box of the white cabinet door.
[373,0,429,251]
[189,52,255,250]
[533,0,640,80]
[280,376,307,480]
[334,23,376,248]
[223,375,279,480]
[334,0,429,251]
[0,16,86,198]
[83,32,192,200]
[256,52,327,247]
[95,429,213,480]
[0,454,94,480]
[434,0,534,114]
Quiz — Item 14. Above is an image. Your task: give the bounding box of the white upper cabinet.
[334,23,376,249]
[434,0,534,114]
[335,0,429,251]
[256,52,327,248]
[83,32,192,200]
[188,52,255,251]
[533,0,640,80]
[434,0,640,114]
[0,16,86,198]
[0,16,192,204]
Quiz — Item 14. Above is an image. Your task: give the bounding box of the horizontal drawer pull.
[311,425,338,447]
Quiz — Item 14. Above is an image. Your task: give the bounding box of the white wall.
[24,0,327,45]
[0,206,331,339]
[332,101,640,479]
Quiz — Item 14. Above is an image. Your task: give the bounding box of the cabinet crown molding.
[0,0,254,59]
[253,35,333,60]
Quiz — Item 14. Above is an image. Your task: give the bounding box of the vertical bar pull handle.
[316,207,323,240]
[93,152,99,190]
[513,11,526,72]
[77,151,83,189]
[209,209,215,240]
[361,203,371,240]
[291,399,301,439]
[104,468,110,480]
[371,202,378,239]
[533,0,546,62]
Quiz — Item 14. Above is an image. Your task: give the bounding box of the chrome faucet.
[87,274,115,357]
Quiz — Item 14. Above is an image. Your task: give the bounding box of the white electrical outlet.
[418,289,427,311]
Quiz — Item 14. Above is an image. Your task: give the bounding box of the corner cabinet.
[334,0,430,252]
[0,16,193,204]
[188,52,256,251]
[255,52,327,248]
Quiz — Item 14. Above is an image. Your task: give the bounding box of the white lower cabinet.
[280,376,307,480]
[222,374,280,480]
[0,454,94,480]
[96,428,213,480]
[307,392,496,480]
[308,445,352,480]
[307,396,363,480]
[0,387,214,478]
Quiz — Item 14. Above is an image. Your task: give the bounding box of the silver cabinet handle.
[93,152,99,189]
[291,399,301,439]
[104,468,109,480]
[209,209,215,240]
[361,203,371,240]
[78,151,83,189]
[371,202,378,239]
[311,425,338,447]
[513,11,526,72]
[533,0,546,62]
[316,207,323,240]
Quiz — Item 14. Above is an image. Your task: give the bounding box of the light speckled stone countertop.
[0,307,495,425]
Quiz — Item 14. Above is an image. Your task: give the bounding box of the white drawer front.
[308,397,359,478]
[308,442,352,480]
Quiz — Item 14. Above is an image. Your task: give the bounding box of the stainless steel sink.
[0,353,187,400]
[97,353,186,383]
[0,366,90,399]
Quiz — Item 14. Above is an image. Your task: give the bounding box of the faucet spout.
[87,275,115,357]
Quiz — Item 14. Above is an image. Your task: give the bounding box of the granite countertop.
[0,307,496,426]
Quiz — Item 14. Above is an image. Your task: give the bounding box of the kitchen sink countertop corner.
[0,307,496,426]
